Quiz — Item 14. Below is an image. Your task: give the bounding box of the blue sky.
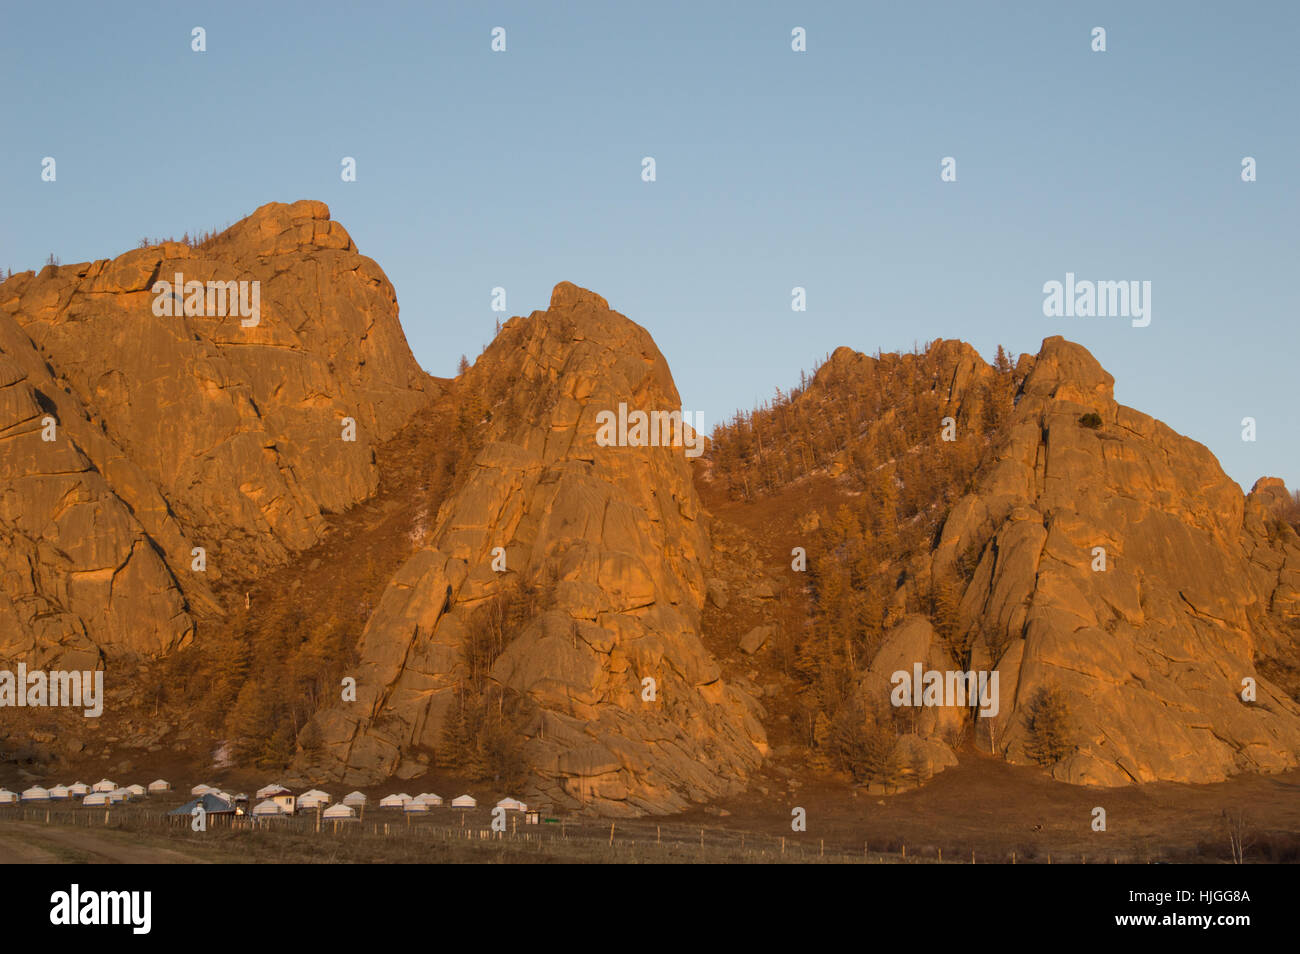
[2,1,1296,491]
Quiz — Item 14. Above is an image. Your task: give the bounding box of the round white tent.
[0,789,18,804]
[107,789,130,803]
[48,785,71,800]
[413,793,443,807]
[252,799,284,817]
[68,782,90,796]
[147,779,170,793]
[403,800,428,814]
[496,797,527,812]
[342,791,367,807]
[21,786,50,802]
[450,794,477,808]
[256,783,288,799]
[191,783,214,796]
[92,779,116,793]
[82,792,110,806]
[379,793,410,808]
[323,803,356,820]
[126,784,146,797]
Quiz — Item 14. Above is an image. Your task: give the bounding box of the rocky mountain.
[0,200,430,667]
[295,282,767,815]
[928,338,1300,784]
[3,200,1298,814]
[704,335,1300,789]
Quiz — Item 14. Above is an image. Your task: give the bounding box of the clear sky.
[2,1,1296,492]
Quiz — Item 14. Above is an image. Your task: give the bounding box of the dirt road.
[0,822,207,864]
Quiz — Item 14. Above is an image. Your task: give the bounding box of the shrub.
[1079,412,1103,429]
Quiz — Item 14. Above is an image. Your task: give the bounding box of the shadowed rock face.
[298,282,768,815]
[0,200,432,664]
[915,337,1300,784]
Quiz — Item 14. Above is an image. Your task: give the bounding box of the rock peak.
[549,281,610,312]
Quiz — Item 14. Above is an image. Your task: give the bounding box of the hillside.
[3,201,1299,815]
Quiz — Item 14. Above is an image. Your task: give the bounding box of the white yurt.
[48,784,71,800]
[299,788,331,803]
[403,799,428,814]
[256,783,288,799]
[379,793,410,808]
[0,789,18,804]
[107,789,130,804]
[147,779,170,794]
[342,791,367,807]
[322,803,356,820]
[92,779,116,793]
[496,797,527,812]
[413,792,443,807]
[450,794,476,808]
[126,784,146,797]
[251,799,284,818]
[69,782,90,796]
[190,783,214,796]
[83,792,110,806]
[21,786,50,802]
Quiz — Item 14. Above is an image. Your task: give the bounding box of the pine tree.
[1024,687,1073,766]
[994,344,1013,374]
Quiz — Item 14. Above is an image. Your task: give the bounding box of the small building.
[379,793,410,809]
[251,799,284,818]
[91,779,116,793]
[147,779,170,794]
[256,783,289,799]
[299,788,331,805]
[403,800,428,814]
[48,784,71,800]
[413,792,443,807]
[342,791,367,807]
[21,786,50,802]
[82,792,110,807]
[323,803,357,821]
[68,782,90,796]
[190,783,214,796]
[0,789,19,804]
[496,797,527,812]
[126,784,146,798]
[168,793,236,818]
[272,793,297,816]
[450,794,476,808]
[108,789,131,803]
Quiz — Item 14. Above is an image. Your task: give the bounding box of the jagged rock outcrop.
[908,336,1300,784]
[298,282,767,814]
[8,199,1298,807]
[0,200,431,662]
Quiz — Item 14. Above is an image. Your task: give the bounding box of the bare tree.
[1222,810,1251,864]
